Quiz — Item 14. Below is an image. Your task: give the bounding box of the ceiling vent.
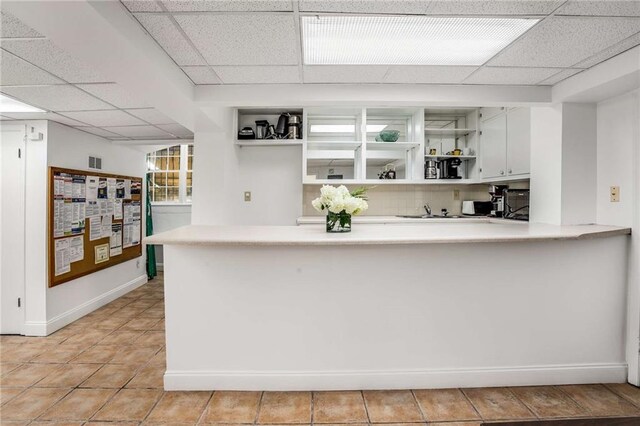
[88,156,102,170]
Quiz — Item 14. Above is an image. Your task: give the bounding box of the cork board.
[48,167,143,287]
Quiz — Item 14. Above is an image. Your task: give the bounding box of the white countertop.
[144,222,630,246]
[297,215,496,225]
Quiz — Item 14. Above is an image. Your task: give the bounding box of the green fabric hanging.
[145,174,157,279]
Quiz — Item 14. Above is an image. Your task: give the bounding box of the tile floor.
[2,274,640,425]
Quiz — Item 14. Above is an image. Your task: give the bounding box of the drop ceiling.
[1,1,640,141]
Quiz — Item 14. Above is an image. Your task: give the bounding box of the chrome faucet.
[423,204,432,216]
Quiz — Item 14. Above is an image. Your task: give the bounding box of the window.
[147,144,193,203]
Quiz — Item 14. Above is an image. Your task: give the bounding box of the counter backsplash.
[302,182,529,217]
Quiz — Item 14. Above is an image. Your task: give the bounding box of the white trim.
[23,274,147,336]
[164,363,628,391]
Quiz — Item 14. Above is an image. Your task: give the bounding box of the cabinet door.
[480,113,507,179]
[506,108,530,176]
[479,107,506,122]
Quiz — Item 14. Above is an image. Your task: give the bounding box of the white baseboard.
[164,363,627,391]
[23,274,147,337]
[157,263,164,272]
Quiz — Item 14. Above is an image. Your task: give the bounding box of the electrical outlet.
[244,191,251,202]
[453,189,460,201]
[136,260,140,268]
[610,186,620,202]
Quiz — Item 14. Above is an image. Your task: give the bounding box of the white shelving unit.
[234,107,304,146]
[236,141,303,147]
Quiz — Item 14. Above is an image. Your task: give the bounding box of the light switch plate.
[453,189,460,201]
[610,186,620,202]
[244,191,251,202]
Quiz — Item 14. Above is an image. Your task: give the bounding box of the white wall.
[596,90,640,384]
[151,204,191,266]
[192,110,303,226]
[21,121,147,335]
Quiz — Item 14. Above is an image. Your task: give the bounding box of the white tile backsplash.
[303,184,498,216]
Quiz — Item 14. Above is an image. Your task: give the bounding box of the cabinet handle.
[508,169,512,174]
[500,170,505,175]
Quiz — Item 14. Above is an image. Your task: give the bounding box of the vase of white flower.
[311,185,369,233]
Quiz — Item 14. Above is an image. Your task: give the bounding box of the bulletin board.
[48,167,143,288]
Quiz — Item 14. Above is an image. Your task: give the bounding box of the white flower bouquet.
[311,185,369,232]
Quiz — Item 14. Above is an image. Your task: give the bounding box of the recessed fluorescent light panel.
[0,93,45,113]
[302,16,538,65]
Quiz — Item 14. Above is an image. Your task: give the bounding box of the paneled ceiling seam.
[156,0,223,84]
[460,0,569,84]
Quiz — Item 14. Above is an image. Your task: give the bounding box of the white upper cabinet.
[479,107,530,181]
[506,107,531,177]
[480,113,508,179]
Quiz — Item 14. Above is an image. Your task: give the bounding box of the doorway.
[1,123,26,334]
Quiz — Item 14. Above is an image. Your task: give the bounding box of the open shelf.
[367,141,420,151]
[424,155,477,160]
[424,128,476,137]
[307,141,362,150]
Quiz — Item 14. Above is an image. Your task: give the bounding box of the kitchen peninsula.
[146,222,631,391]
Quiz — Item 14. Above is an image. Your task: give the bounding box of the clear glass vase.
[326,211,352,233]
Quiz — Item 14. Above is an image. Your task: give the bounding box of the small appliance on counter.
[489,185,509,217]
[503,189,530,221]
[462,201,493,216]
[237,127,255,139]
[438,158,462,179]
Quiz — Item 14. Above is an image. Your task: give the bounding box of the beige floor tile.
[0,387,70,421]
[0,343,43,362]
[413,389,480,422]
[559,384,640,417]
[0,335,28,344]
[146,391,212,423]
[81,363,138,388]
[111,308,148,319]
[462,387,535,421]
[92,388,162,421]
[0,362,22,375]
[29,422,83,426]
[109,346,158,366]
[39,388,116,420]
[510,386,587,418]
[35,363,101,388]
[428,422,481,426]
[85,422,138,426]
[606,383,640,408]
[121,318,162,331]
[201,391,261,423]
[363,390,423,423]
[0,362,62,387]
[0,388,24,406]
[134,331,166,347]
[313,391,368,423]
[98,330,144,345]
[30,346,83,363]
[70,345,121,363]
[258,392,312,424]
[125,362,165,389]
[93,316,131,330]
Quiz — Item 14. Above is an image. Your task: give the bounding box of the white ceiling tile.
[134,14,206,66]
[75,83,152,108]
[100,125,174,138]
[0,85,114,111]
[426,1,564,15]
[303,65,388,83]
[75,126,126,138]
[0,39,107,83]
[556,1,640,17]
[121,0,164,12]
[125,108,176,125]
[0,12,42,38]
[213,66,300,84]
[537,68,583,85]
[162,0,293,12]
[156,123,193,137]
[385,66,476,84]
[61,110,146,127]
[488,17,640,68]
[174,14,299,65]
[0,111,88,126]
[574,32,640,68]
[181,66,222,84]
[0,49,64,86]
[463,67,562,85]
[299,0,430,14]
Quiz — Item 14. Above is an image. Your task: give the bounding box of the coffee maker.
[489,185,509,217]
[438,158,462,179]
